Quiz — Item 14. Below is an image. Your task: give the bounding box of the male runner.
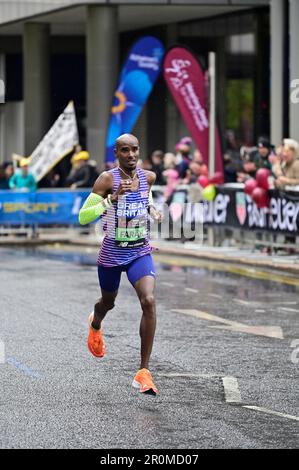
[79,134,162,395]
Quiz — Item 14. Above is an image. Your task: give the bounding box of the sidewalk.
[153,241,299,275]
[1,233,299,276]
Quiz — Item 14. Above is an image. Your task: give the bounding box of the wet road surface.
[0,246,298,449]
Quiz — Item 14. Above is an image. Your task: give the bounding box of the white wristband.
[103,194,113,209]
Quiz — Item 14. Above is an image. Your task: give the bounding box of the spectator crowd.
[0,145,99,192]
[0,135,299,193]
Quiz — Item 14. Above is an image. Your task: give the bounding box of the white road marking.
[158,373,221,378]
[208,294,222,299]
[185,288,199,293]
[233,299,253,306]
[158,373,241,403]
[222,377,242,403]
[255,310,266,313]
[172,309,244,327]
[209,325,284,339]
[171,309,284,339]
[272,302,298,305]
[279,308,299,313]
[161,282,174,288]
[243,406,299,423]
[158,374,298,422]
[233,299,266,308]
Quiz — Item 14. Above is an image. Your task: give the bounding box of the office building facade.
[0,1,297,168]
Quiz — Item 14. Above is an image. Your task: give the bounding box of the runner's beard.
[125,161,137,171]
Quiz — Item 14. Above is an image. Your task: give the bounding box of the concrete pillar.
[86,6,118,167]
[133,106,147,160]
[23,23,50,155]
[289,0,299,141]
[270,0,285,145]
[166,24,179,153]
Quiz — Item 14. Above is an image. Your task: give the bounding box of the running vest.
[98,167,152,267]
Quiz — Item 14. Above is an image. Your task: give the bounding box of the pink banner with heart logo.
[163,47,223,173]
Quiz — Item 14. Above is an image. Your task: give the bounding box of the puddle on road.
[2,244,299,292]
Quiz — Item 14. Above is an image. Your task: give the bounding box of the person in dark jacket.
[253,137,273,171]
[66,151,98,189]
[149,150,165,185]
[238,137,274,182]
[0,164,8,189]
[0,162,14,189]
[175,140,191,179]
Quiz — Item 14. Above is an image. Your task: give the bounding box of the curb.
[152,246,299,276]
[1,236,299,276]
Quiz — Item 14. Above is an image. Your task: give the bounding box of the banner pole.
[208,52,216,177]
[208,52,216,247]
[0,54,5,163]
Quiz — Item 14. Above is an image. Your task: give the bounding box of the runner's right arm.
[78,171,133,225]
[78,172,113,225]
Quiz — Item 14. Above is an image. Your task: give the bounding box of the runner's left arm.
[146,171,163,223]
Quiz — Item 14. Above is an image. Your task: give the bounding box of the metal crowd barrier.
[0,186,299,253]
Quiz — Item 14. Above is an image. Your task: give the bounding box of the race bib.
[115,198,148,248]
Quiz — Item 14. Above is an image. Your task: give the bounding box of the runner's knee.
[140,294,155,312]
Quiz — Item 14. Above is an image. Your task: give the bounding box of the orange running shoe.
[132,368,158,395]
[87,313,106,358]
